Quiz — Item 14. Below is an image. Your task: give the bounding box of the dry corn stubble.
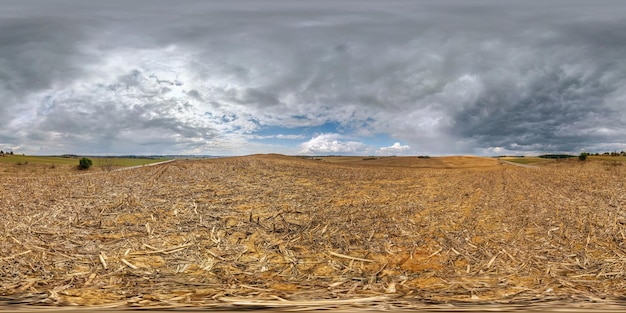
[1,155,626,310]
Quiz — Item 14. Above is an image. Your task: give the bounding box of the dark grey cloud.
[1,0,626,155]
[0,16,85,126]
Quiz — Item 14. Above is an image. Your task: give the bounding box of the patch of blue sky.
[306,121,346,135]
[251,121,345,142]
[40,95,55,115]
[253,125,301,138]
[250,120,409,155]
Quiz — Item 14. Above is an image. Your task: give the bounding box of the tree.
[98,158,114,172]
[78,157,93,170]
[578,152,589,161]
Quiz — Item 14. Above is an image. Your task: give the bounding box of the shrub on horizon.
[579,152,589,161]
[78,157,93,170]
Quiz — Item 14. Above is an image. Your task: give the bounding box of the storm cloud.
[1,0,626,155]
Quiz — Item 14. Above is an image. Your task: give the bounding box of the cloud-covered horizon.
[2,0,626,156]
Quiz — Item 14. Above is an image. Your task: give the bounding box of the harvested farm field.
[1,154,626,311]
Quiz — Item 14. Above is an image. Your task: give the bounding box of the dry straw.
[1,155,626,310]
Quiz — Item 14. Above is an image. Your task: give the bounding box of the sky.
[1,0,626,156]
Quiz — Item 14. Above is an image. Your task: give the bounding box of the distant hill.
[538,154,576,159]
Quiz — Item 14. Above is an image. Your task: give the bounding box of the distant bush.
[98,158,114,172]
[78,157,93,170]
[579,152,589,161]
[417,155,431,159]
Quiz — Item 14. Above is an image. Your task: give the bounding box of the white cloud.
[253,134,306,140]
[378,142,410,155]
[299,133,368,155]
[276,134,306,140]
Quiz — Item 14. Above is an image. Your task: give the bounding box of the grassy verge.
[0,155,171,176]
[500,157,550,164]
[0,155,81,165]
[0,155,168,166]
[589,155,626,162]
